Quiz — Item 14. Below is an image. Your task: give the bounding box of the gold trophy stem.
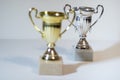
[42,43,59,61]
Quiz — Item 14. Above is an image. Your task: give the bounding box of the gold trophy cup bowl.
[29,8,74,61]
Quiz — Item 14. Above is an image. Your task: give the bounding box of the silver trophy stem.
[75,35,93,61]
[76,35,90,49]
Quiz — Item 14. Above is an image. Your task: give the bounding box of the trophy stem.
[76,36,90,49]
[42,43,60,61]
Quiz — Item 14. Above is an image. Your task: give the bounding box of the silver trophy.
[64,4,104,61]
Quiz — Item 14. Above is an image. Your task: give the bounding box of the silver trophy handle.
[64,5,80,31]
[90,5,104,29]
[64,4,76,26]
[64,4,72,19]
[60,4,75,35]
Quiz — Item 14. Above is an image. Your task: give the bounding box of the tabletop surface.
[0,39,120,80]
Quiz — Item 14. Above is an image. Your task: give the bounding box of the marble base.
[39,56,63,75]
[75,47,93,61]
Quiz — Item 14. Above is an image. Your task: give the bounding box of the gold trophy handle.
[60,4,75,36]
[29,8,43,35]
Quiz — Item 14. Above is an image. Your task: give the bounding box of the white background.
[1,0,120,80]
[0,0,120,41]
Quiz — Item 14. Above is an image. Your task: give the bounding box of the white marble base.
[39,56,63,75]
[75,47,93,61]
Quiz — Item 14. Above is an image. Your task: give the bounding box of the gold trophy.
[28,7,74,75]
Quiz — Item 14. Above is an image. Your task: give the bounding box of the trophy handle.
[29,8,43,35]
[60,4,75,36]
[90,5,104,29]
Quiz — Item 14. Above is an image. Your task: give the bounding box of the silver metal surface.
[66,4,104,49]
[79,6,95,12]
[76,38,90,49]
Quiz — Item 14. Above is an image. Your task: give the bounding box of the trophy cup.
[64,4,104,61]
[29,7,74,75]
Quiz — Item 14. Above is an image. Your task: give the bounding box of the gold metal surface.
[42,48,59,60]
[29,7,75,61]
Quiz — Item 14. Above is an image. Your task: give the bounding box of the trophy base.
[39,56,63,75]
[75,47,93,61]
